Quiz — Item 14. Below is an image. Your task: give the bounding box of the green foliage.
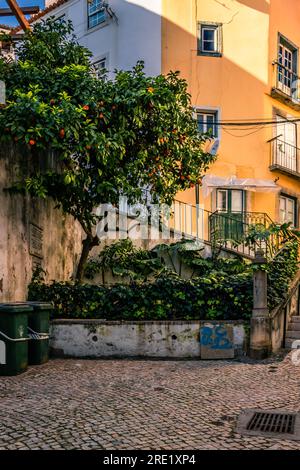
[28,223,300,321]
[85,239,165,281]
[244,221,300,260]
[0,18,215,237]
[267,240,299,310]
[28,271,253,321]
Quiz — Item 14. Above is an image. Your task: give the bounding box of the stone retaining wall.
[50,319,247,359]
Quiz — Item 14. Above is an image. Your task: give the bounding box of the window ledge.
[197,51,222,58]
[83,19,110,37]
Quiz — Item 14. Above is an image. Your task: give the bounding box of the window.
[198,23,222,56]
[88,0,106,29]
[277,35,298,96]
[217,189,228,212]
[93,58,107,78]
[279,195,297,226]
[197,111,218,137]
[216,189,244,213]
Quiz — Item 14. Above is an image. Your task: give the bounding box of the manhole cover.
[237,409,300,440]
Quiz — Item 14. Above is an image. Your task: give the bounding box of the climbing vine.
[28,224,300,320]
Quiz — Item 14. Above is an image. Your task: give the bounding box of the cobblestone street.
[1,353,300,450]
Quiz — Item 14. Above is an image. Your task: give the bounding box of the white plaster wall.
[50,320,246,358]
[41,0,162,76]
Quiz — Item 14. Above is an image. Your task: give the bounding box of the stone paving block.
[0,354,300,449]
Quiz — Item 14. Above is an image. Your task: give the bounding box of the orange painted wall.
[162,0,300,224]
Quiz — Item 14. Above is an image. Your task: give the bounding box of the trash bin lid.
[26,302,53,311]
[0,303,34,313]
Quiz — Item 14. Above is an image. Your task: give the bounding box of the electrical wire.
[220,124,275,131]
[222,126,268,138]
[216,118,300,126]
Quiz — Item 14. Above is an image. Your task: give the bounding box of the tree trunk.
[75,234,99,283]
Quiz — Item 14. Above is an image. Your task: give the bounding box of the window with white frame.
[88,0,106,29]
[198,23,222,56]
[216,189,228,212]
[279,194,297,226]
[197,111,218,137]
[93,57,107,78]
[277,35,298,96]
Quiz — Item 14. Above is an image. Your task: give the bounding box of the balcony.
[269,136,300,179]
[271,61,300,111]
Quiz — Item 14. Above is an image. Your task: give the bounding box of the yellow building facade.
[162,0,300,228]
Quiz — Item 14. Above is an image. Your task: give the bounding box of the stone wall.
[270,271,300,352]
[0,144,83,301]
[50,319,247,358]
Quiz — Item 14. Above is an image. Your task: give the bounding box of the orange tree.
[0,19,215,282]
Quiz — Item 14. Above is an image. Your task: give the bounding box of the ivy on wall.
[28,228,299,321]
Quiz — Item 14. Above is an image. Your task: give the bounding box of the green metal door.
[215,189,245,241]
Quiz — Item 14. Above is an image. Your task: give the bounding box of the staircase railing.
[208,210,286,259]
[170,200,211,242]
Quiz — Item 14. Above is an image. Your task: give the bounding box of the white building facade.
[38,0,162,76]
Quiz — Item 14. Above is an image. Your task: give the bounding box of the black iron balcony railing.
[269,136,300,177]
[209,210,283,259]
[272,61,300,107]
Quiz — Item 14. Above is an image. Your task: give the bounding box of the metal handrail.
[272,61,300,101]
[270,136,300,152]
[272,60,300,80]
[208,210,284,259]
[269,137,300,174]
[211,210,273,227]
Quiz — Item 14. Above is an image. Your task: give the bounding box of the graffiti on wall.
[200,325,233,350]
[200,323,235,359]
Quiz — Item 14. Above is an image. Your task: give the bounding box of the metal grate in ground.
[237,409,300,441]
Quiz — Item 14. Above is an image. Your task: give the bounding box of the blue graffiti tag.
[200,325,233,350]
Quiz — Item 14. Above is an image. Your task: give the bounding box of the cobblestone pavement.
[1,353,300,450]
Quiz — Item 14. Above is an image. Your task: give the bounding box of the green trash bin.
[0,303,33,376]
[27,302,52,365]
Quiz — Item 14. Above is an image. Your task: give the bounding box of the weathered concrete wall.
[0,144,83,302]
[270,271,300,352]
[50,319,247,358]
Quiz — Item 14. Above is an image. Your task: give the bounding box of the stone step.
[290,316,300,323]
[288,322,300,331]
[286,330,300,339]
